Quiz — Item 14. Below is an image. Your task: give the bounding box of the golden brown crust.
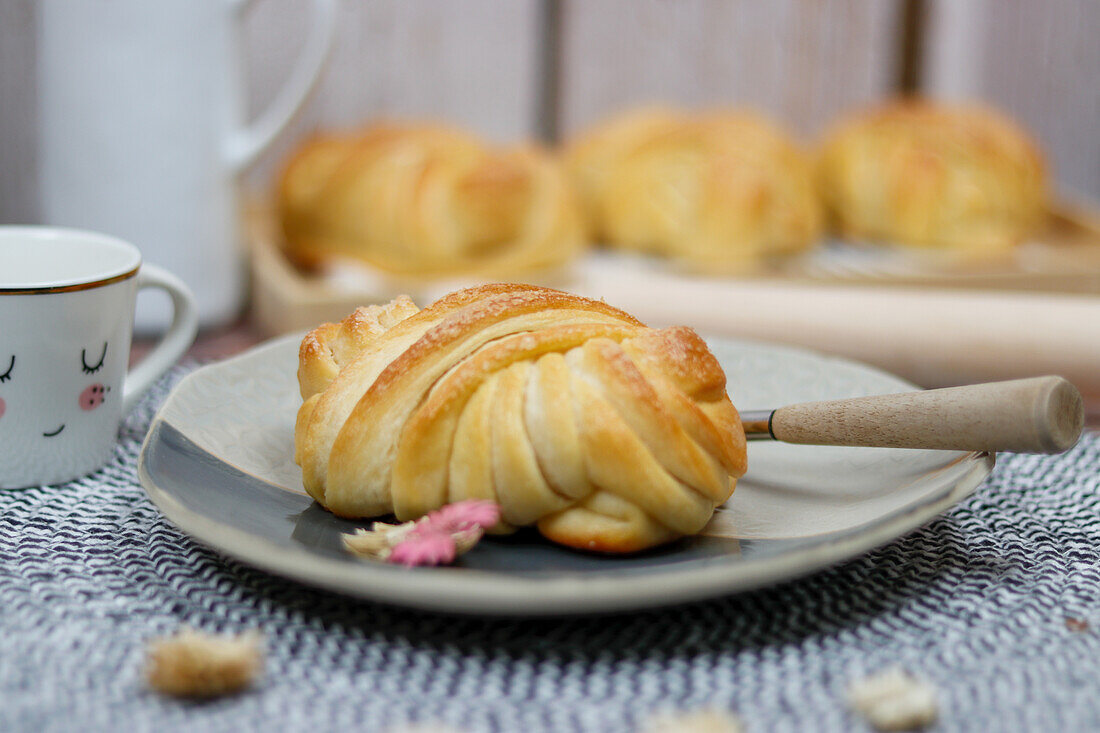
[295,283,546,501]
[297,295,420,400]
[818,98,1047,255]
[295,285,747,552]
[276,123,586,276]
[565,107,822,270]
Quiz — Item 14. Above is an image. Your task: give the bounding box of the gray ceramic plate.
[137,334,993,615]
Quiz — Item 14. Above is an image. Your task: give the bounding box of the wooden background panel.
[0,0,38,224]
[556,0,904,141]
[241,0,543,188]
[6,0,1097,215]
[923,0,1100,199]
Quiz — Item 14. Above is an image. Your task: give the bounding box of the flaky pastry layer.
[818,99,1047,255]
[565,107,822,271]
[295,284,746,553]
[277,123,585,277]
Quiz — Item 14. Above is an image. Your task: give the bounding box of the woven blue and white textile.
[2,366,1099,732]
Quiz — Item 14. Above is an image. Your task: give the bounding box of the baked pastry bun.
[295,284,747,553]
[565,107,822,270]
[277,123,585,277]
[818,99,1047,255]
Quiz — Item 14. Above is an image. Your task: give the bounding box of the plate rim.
[137,334,995,615]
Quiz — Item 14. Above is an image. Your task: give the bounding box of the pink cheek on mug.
[0,397,5,419]
[79,383,108,411]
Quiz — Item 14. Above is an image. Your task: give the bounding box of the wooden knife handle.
[770,376,1084,454]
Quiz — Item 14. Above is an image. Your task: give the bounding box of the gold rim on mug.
[0,266,141,295]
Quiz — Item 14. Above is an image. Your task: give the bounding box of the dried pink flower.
[388,530,457,567]
[451,527,485,556]
[342,500,501,567]
[425,500,501,534]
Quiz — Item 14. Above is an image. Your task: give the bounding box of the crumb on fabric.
[639,709,744,733]
[847,666,938,731]
[146,628,263,698]
[1065,617,1090,632]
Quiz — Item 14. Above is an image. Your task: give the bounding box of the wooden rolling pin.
[580,266,1100,406]
[738,376,1084,453]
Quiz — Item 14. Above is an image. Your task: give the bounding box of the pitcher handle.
[224,0,338,171]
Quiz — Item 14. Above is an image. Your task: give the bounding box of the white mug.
[37,0,337,331]
[0,227,198,488]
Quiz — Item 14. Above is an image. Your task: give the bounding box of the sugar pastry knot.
[295,284,747,552]
[277,123,585,277]
[565,107,822,270]
[818,98,1047,255]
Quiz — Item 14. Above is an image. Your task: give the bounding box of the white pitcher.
[37,0,337,331]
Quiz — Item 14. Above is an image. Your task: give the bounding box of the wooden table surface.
[135,314,1100,430]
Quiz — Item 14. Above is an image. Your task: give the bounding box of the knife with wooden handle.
[739,376,1084,454]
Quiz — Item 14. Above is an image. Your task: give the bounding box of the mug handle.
[224,0,339,171]
[123,265,199,414]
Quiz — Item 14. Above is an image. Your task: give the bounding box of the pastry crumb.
[639,709,744,733]
[343,521,410,559]
[847,667,937,731]
[146,627,263,698]
[1065,617,1090,632]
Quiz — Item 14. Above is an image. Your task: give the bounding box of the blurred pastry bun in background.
[818,99,1047,256]
[565,107,822,271]
[277,123,585,277]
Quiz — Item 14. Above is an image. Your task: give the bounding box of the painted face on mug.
[0,226,197,489]
[0,354,12,420]
[21,344,112,437]
[0,337,121,484]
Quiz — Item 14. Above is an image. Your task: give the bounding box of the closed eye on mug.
[81,343,107,374]
[0,354,12,382]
